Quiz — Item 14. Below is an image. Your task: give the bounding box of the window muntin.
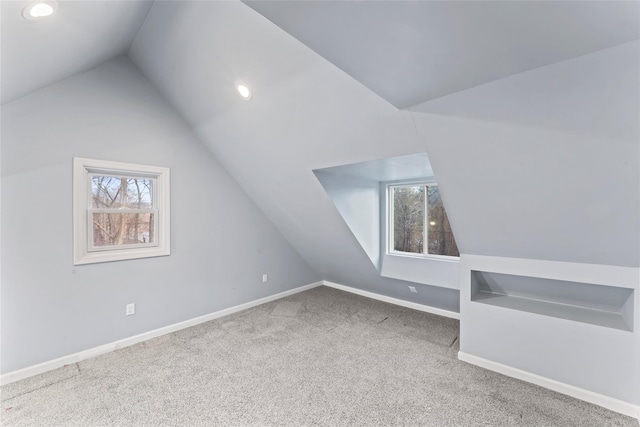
[389,183,459,258]
[73,158,170,265]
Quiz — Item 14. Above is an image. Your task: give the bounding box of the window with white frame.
[388,183,459,258]
[73,158,170,265]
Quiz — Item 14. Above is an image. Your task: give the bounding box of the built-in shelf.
[470,271,634,332]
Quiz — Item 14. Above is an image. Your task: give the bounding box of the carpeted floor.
[1,286,636,426]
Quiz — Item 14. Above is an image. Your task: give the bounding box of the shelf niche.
[470,270,634,332]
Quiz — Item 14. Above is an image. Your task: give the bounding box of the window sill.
[381,253,461,290]
[387,251,460,263]
[74,246,170,265]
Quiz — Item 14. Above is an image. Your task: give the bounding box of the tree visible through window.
[390,184,459,257]
[73,157,170,265]
[91,176,155,247]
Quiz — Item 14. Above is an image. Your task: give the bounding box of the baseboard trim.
[322,280,460,320]
[458,351,640,422]
[0,281,323,386]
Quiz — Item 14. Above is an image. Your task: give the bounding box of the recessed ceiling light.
[22,1,58,20]
[235,81,252,100]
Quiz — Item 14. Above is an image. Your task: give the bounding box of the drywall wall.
[313,171,381,269]
[412,41,639,267]
[460,255,640,407]
[129,1,461,313]
[129,1,638,313]
[409,43,639,406]
[128,2,638,407]
[0,57,319,374]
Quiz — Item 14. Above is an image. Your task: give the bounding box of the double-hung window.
[388,183,459,258]
[73,158,170,265]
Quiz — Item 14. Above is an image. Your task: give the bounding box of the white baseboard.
[6,281,635,423]
[458,351,640,422]
[0,281,323,386]
[322,280,460,320]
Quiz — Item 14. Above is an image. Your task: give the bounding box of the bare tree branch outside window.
[91,175,155,247]
[392,185,459,257]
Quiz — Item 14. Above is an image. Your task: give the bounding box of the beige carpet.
[1,286,636,426]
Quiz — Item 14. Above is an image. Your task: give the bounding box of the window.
[388,183,459,258]
[73,158,170,265]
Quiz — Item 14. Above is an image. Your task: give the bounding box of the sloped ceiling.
[4,1,638,110]
[2,0,639,306]
[0,0,153,105]
[411,40,640,143]
[128,0,639,276]
[128,1,462,310]
[244,0,640,109]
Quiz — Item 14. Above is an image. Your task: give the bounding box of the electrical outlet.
[262,274,268,283]
[126,303,135,316]
[408,286,417,293]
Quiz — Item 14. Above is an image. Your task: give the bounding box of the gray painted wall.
[413,41,639,267]
[1,0,637,407]
[129,0,460,313]
[415,42,639,406]
[314,171,381,269]
[128,1,638,405]
[0,57,319,374]
[460,256,639,406]
[129,0,638,293]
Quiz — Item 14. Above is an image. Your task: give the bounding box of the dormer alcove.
[314,152,460,290]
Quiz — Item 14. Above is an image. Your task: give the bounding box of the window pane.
[126,178,153,208]
[427,186,459,257]
[91,176,153,209]
[91,176,121,208]
[393,186,424,254]
[92,212,155,247]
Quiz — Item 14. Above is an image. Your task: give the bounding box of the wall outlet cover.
[126,303,135,316]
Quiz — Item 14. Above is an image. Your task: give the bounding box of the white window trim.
[73,157,170,265]
[386,181,459,261]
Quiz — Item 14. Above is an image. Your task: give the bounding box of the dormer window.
[388,182,459,258]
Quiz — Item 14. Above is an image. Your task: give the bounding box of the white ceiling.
[245,0,640,109]
[315,153,434,183]
[2,1,638,109]
[1,0,637,290]
[0,0,153,105]
[411,39,640,142]
[125,0,640,280]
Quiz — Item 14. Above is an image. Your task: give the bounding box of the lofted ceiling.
[2,1,638,109]
[0,0,153,105]
[0,0,637,313]
[1,1,639,273]
[244,0,640,109]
